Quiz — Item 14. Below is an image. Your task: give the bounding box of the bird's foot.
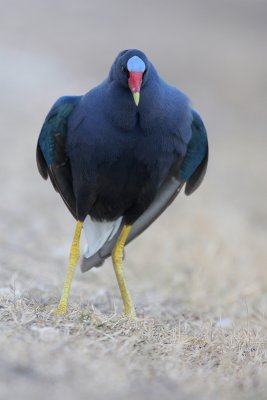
[124,310,137,319]
[56,221,83,317]
[57,300,68,315]
[124,300,136,319]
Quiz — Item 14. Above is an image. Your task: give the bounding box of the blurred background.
[0,0,266,398]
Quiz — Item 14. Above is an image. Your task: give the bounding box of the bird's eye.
[121,66,127,74]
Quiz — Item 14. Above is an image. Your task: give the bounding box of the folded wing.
[36,96,81,218]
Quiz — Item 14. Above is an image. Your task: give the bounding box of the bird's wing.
[36,96,81,219]
[81,110,208,272]
[180,110,209,195]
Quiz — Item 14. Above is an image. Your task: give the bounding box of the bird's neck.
[103,83,138,131]
[104,71,164,134]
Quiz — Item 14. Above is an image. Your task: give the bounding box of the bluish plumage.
[37,48,208,263]
[38,96,80,166]
[180,111,208,181]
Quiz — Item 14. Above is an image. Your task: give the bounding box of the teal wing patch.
[180,110,208,195]
[36,96,81,218]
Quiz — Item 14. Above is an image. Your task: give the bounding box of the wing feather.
[180,110,209,195]
[36,96,81,218]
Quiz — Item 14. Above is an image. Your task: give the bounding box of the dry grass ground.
[0,1,267,399]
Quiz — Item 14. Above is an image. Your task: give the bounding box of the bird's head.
[111,49,149,107]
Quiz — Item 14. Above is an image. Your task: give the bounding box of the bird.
[36,49,208,318]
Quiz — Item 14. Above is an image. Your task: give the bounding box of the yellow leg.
[112,224,136,318]
[57,221,83,315]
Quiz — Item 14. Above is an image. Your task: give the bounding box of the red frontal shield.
[128,72,143,93]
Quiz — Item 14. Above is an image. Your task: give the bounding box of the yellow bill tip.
[133,92,140,106]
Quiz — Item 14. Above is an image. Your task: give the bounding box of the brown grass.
[1,278,267,400]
